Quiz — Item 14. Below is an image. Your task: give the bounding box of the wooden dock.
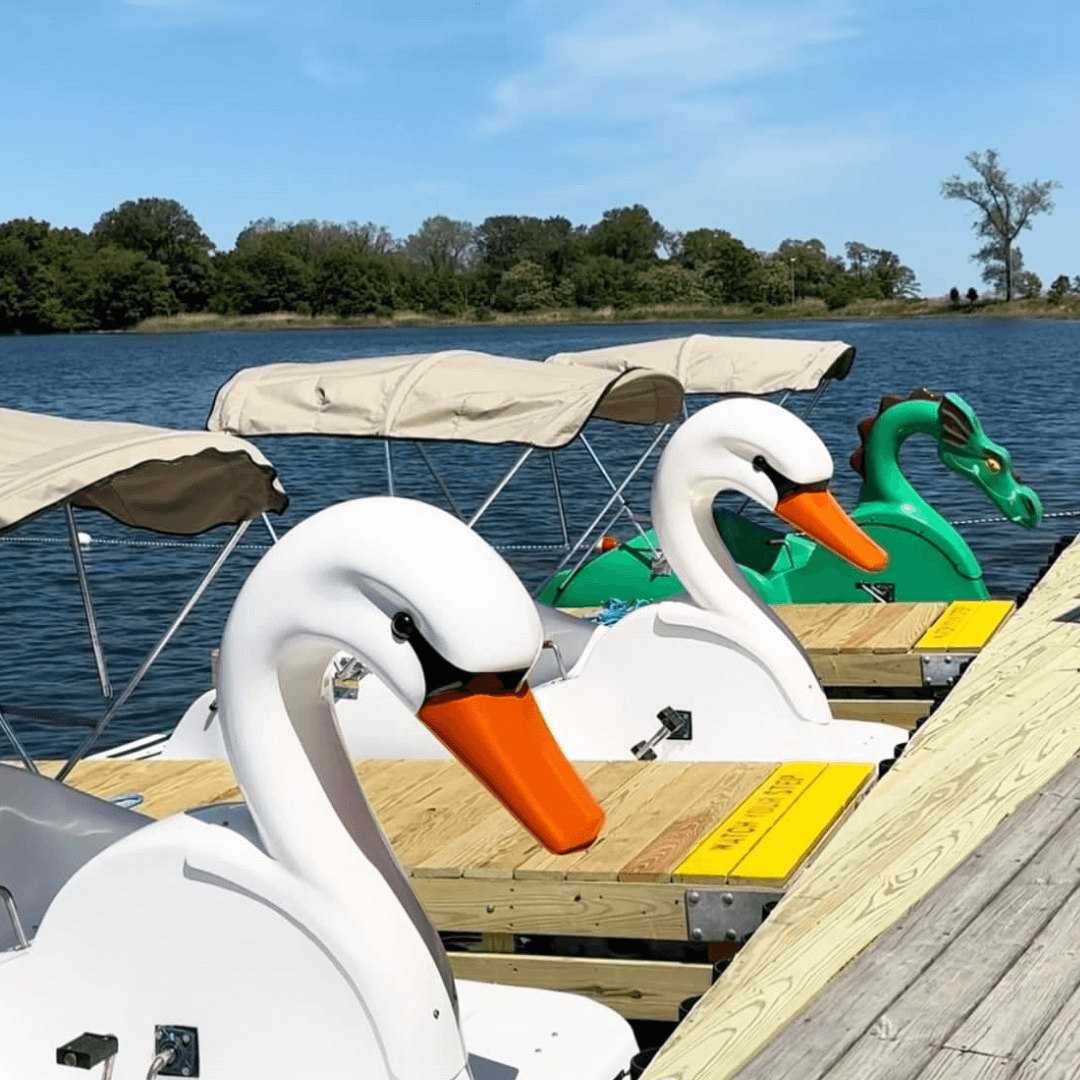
[642,537,1080,1079]
[47,756,874,1022]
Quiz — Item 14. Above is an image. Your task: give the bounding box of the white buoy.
[77,531,92,547]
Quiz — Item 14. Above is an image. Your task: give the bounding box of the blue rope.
[589,598,655,625]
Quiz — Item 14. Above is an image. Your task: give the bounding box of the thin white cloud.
[114,0,257,22]
[299,47,365,88]
[481,0,859,134]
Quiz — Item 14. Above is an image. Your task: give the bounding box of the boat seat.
[0,764,150,951]
[530,603,599,685]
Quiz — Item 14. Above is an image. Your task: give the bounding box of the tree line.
[0,198,923,334]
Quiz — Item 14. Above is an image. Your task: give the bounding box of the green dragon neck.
[857,398,981,579]
[859,399,939,509]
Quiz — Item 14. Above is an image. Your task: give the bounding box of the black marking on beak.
[391,610,528,700]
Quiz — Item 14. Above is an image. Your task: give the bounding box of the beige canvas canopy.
[545,334,856,394]
[207,350,684,448]
[0,407,287,536]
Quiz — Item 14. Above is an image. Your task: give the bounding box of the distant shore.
[133,295,1080,333]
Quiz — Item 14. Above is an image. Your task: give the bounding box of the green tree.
[92,197,215,311]
[313,248,398,317]
[941,150,1060,302]
[679,229,763,302]
[404,216,475,274]
[845,242,920,299]
[774,239,840,300]
[213,228,313,314]
[570,254,638,308]
[586,205,665,265]
[91,247,173,329]
[1048,275,1071,303]
[633,263,708,305]
[1014,269,1042,299]
[495,259,555,312]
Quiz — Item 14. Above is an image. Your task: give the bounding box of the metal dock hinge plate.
[920,653,974,688]
[685,888,784,943]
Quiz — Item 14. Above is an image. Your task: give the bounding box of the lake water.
[3,317,1078,757]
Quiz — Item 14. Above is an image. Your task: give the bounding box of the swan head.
[657,397,888,572]
[222,496,604,854]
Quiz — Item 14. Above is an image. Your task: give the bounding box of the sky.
[3,0,1078,297]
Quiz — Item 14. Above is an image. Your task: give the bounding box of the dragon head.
[935,393,1042,529]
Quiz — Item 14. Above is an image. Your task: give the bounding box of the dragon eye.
[984,454,1003,473]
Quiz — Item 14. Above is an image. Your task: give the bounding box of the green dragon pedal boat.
[538,388,1043,607]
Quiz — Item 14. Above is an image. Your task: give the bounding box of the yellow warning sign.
[674,763,824,882]
[730,763,873,885]
[916,600,1014,652]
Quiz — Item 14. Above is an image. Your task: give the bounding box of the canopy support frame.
[56,519,253,781]
[540,423,672,600]
[66,504,113,699]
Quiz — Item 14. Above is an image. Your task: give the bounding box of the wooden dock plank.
[826,699,933,728]
[925,884,1080,1062]
[412,877,690,940]
[515,763,694,881]
[809,652,923,688]
[620,764,776,883]
[642,535,1080,1080]
[846,603,946,654]
[447,952,713,1022]
[392,770,509,867]
[915,600,1014,652]
[674,765,823,884]
[47,759,239,817]
[408,761,610,878]
[447,761,643,880]
[563,763,751,883]
[714,756,1080,1080]
[1011,980,1080,1080]
[812,606,890,655]
[729,764,872,888]
[779,605,862,653]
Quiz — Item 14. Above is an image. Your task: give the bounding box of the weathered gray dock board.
[643,535,1080,1080]
[722,751,1080,1080]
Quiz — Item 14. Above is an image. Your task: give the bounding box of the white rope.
[947,509,1080,526]
[0,536,271,552]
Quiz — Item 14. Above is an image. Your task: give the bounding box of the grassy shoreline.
[134,295,1080,334]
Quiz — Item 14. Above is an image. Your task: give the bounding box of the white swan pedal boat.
[0,497,637,1080]
[157,397,909,768]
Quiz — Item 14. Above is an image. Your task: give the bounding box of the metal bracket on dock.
[920,653,974,688]
[685,888,784,943]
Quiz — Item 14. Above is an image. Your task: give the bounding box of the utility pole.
[789,258,795,305]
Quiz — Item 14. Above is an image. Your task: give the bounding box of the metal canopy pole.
[65,504,112,699]
[579,434,657,549]
[56,519,252,781]
[261,512,279,543]
[467,447,534,529]
[548,452,570,551]
[384,440,395,496]
[415,444,467,522]
[540,424,670,593]
[0,706,37,774]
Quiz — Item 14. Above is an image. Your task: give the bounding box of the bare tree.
[941,150,1060,301]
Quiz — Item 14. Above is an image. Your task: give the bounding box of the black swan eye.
[391,611,416,642]
[752,455,800,498]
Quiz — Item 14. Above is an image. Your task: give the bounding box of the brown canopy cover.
[0,407,287,535]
